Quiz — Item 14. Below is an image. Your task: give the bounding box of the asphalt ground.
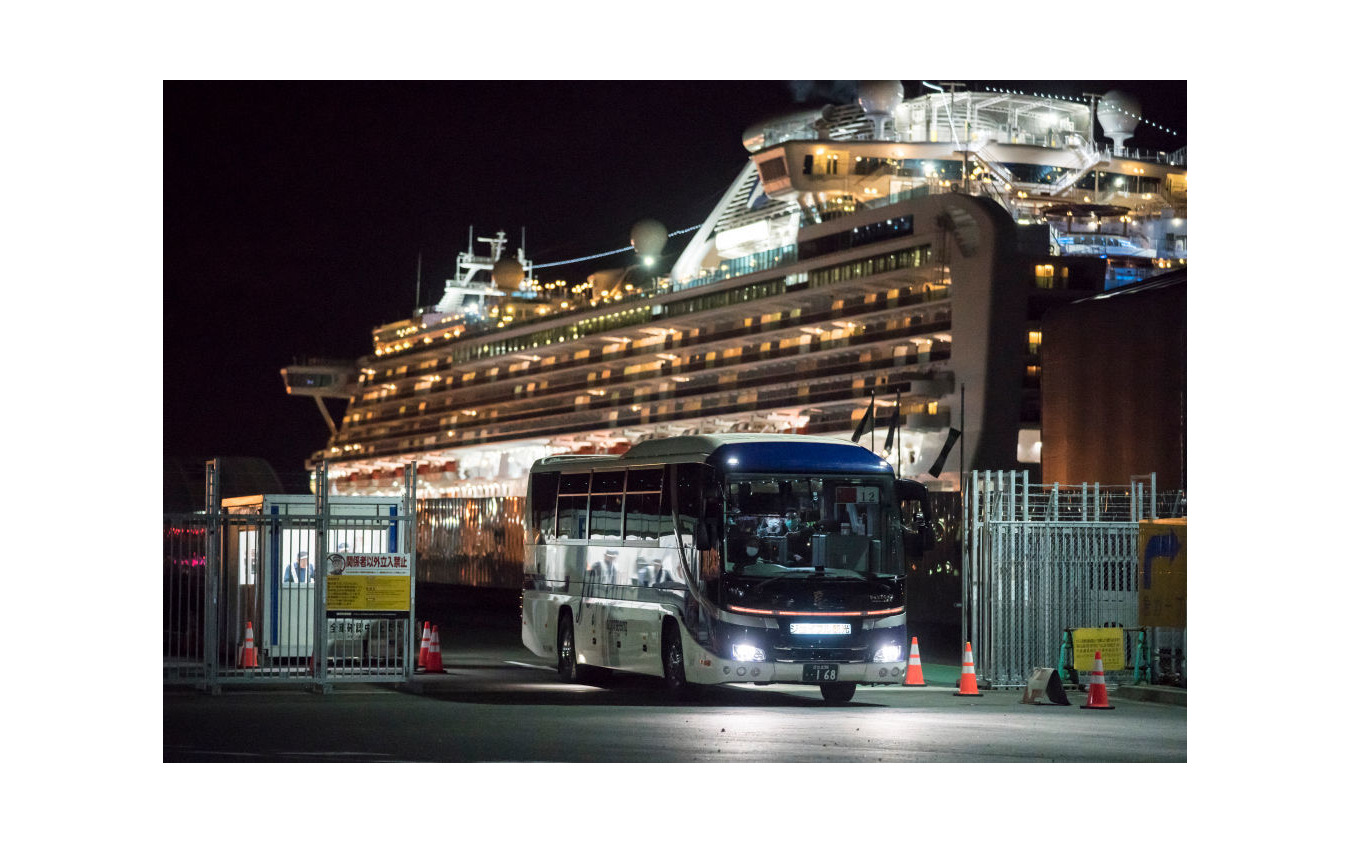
[164,609,1185,763]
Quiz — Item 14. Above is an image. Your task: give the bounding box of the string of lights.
[978,86,1181,137]
[533,224,701,269]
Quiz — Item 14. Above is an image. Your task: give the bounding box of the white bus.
[520,434,935,702]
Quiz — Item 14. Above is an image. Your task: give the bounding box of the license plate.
[790,623,851,635]
[802,663,840,682]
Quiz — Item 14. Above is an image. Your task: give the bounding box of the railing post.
[403,461,419,683]
[202,459,222,691]
[1022,469,1030,522]
[1150,472,1157,521]
[313,461,330,690]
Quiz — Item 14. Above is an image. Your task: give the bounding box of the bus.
[520,434,935,702]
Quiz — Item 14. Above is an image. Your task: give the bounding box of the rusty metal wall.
[416,496,525,589]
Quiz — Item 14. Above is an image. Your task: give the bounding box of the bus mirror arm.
[693,516,720,552]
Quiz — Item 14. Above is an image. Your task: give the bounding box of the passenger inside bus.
[722,477,886,574]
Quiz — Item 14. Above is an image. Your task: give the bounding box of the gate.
[163,461,419,692]
[963,470,1175,689]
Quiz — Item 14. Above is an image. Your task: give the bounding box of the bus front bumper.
[682,638,908,686]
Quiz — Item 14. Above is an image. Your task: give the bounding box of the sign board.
[325,552,412,618]
[1139,519,1186,628]
[1072,627,1126,671]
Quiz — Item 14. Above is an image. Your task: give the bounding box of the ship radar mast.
[434,228,536,316]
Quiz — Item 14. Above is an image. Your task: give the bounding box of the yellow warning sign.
[325,575,410,614]
[324,552,411,615]
[1072,627,1126,671]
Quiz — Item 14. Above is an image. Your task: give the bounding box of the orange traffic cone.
[1081,651,1115,710]
[954,641,983,696]
[239,622,259,668]
[903,637,927,686]
[425,624,445,673]
[416,622,431,671]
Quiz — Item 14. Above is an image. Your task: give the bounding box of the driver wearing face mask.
[784,509,812,565]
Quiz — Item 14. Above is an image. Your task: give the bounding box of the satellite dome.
[856,80,905,114]
[630,219,667,259]
[492,257,524,290]
[1098,90,1141,137]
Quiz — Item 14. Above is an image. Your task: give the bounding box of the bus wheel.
[820,682,856,703]
[557,612,578,683]
[662,621,698,701]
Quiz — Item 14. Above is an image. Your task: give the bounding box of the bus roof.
[532,434,895,476]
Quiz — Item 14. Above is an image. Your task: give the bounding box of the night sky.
[163,80,1186,484]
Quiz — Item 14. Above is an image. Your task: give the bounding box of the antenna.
[414,251,423,312]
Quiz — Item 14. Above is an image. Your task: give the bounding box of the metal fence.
[963,470,1183,689]
[163,461,419,692]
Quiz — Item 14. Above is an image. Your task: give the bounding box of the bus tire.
[557,611,579,683]
[662,619,699,701]
[820,682,856,703]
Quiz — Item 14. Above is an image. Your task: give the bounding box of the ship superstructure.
[291,82,1186,507]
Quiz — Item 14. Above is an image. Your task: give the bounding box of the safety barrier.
[163,461,419,692]
[963,470,1183,689]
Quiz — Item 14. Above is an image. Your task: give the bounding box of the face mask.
[786,518,799,530]
[746,546,759,556]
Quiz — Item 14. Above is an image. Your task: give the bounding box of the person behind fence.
[285,550,312,583]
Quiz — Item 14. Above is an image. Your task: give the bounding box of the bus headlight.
[732,643,766,662]
[873,644,903,663]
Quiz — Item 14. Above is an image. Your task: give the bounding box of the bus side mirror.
[693,500,721,552]
[902,521,936,555]
[894,478,936,554]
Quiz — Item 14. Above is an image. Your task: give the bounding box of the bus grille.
[772,647,868,663]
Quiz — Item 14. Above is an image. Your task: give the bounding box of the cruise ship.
[282,81,1185,583]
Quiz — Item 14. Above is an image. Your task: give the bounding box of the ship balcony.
[905,408,951,431]
[334,352,955,461]
[906,373,954,399]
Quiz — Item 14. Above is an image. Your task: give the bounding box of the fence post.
[313,461,330,691]
[403,461,419,683]
[203,459,221,692]
[1022,469,1030,521]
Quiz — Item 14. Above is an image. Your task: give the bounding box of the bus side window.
[530,472,559,541]
[674,463,703,542]
[624,468,663,541]
[657,467,675,543]
[589,471,625,540]
[557,473,590,540]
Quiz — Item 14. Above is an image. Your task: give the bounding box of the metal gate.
[963,470,1170,689]
[163,461,419,692]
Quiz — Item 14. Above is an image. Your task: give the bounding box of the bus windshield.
[722,475,902,579]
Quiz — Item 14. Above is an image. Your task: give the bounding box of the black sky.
[163,80,1186,482]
